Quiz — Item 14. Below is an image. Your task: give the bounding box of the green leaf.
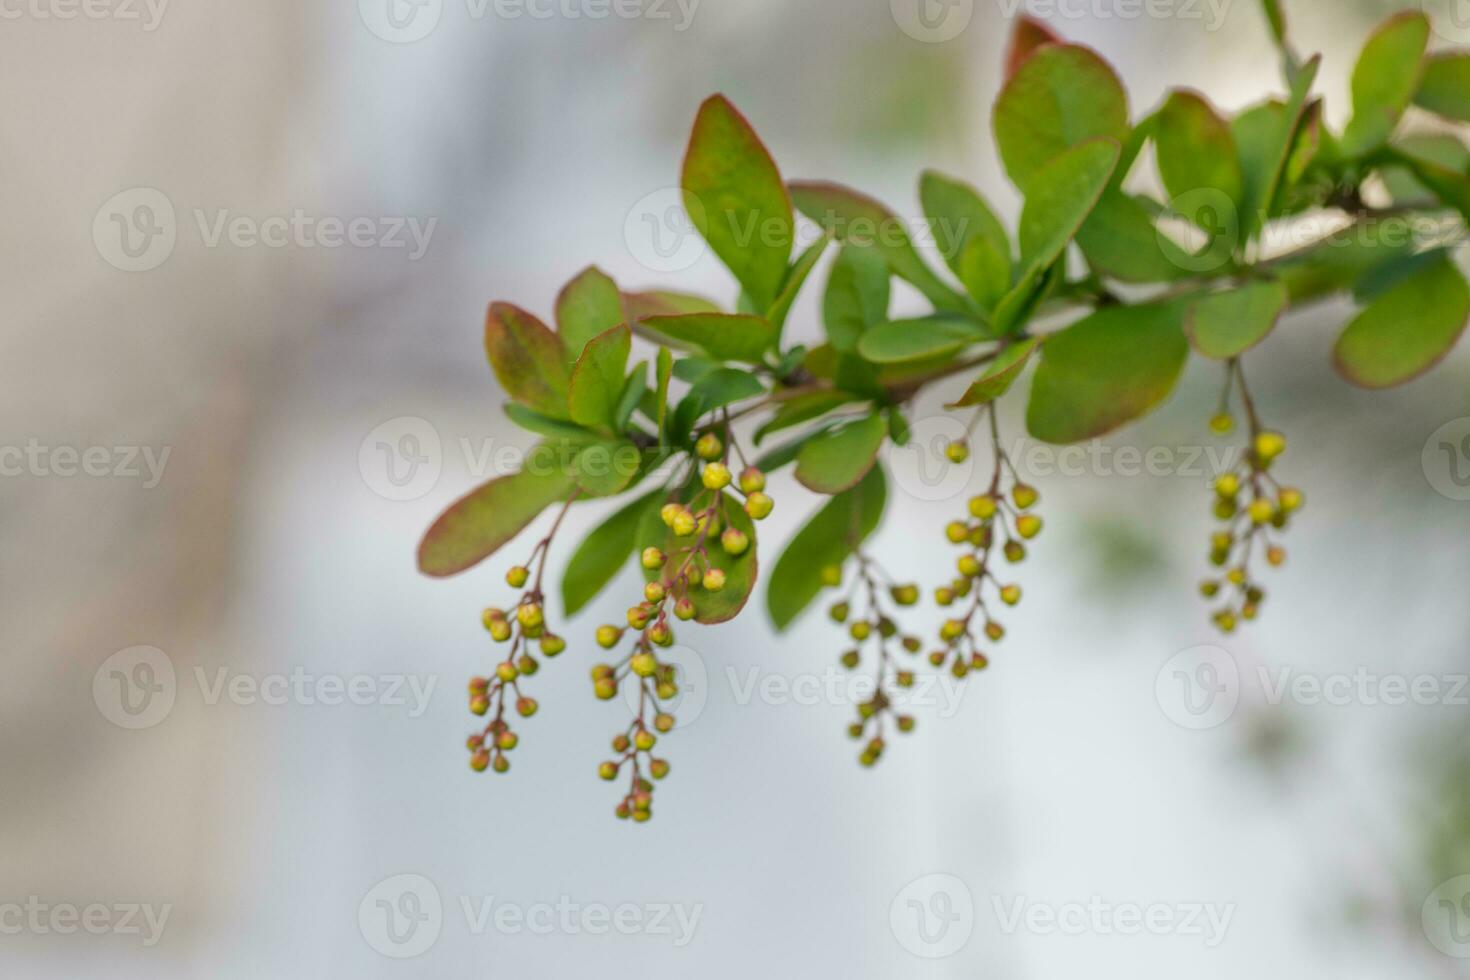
[823,244,891,352]
[993,43,1129,192]
[1235,55,1320,239]
[1274,230,1417,305]
[418,455,576,577]
[623,290,721,320]
[684,368,767,414]
[484,303,572,420]
[857,315,988,364]
[1185,280,1288,359]
[950,337,1040,407]
[753,426,836,473]
[1340,12,1429,159]
[571,439,640,497]
[998,139,1120,329]
[654,348,673,438]
[795,412,887,494]
[504,403,600,442]
[1334,252,1470,389]
[638,313,776,364]
[568,324,631,430]
[956,235,1013,308]
[1026,301,1190,444]
[672,357,722,384]
[754,390,857,444]
[1416,53,1470,123]
[1003,14,1062,81]
[789,181,970,313]
[561,490,663,616]
[682,95,794,311]
[1075,190,1190,283]
[638,490,758,624]
[767,234,830,337]
[1385,146,1470,222]
[886,406,911,445]
[1260,0,1288,47]
[614,362,647,432]
[768,465,886,630]
[1382,135,1470,206]
[1155,90,1244,213]
[555,266,625,365]
[1018,138,1121,270]
[919,170,1011,295]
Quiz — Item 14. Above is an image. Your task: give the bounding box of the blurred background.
[6,0,1470,975]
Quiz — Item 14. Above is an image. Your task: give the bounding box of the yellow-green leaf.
[1156,90,1243,215]
[856,315,987,364]
[993,43,1129,192]
[418,456,576,577]
[484,303,572,420]
[1185,280,1288,359]
[1416,53,1470,123]
[1334,252,1470,389]
[1235,55,1320,239]
[555,267,625,365]
[919,170,1011,298]
[768,465,886,630]
[823,244,891,352]
[1026,301,1190,444]
[1003,15,1062,81]
[568,324,631,430]
[638,312,776,364]
[795,412,887,494]
[682,95,794,311]
[1340,12,1429,159]
[638,489,758,624]
[950,337,1040,407]
[561,490,662,616]
[789,180,970,313]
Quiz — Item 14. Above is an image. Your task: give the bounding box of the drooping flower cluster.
[823,553,922,766]
[465,554,566,774]
[1200,362,1305,632]
[932,405,1041,676]
[587,431,772,819]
